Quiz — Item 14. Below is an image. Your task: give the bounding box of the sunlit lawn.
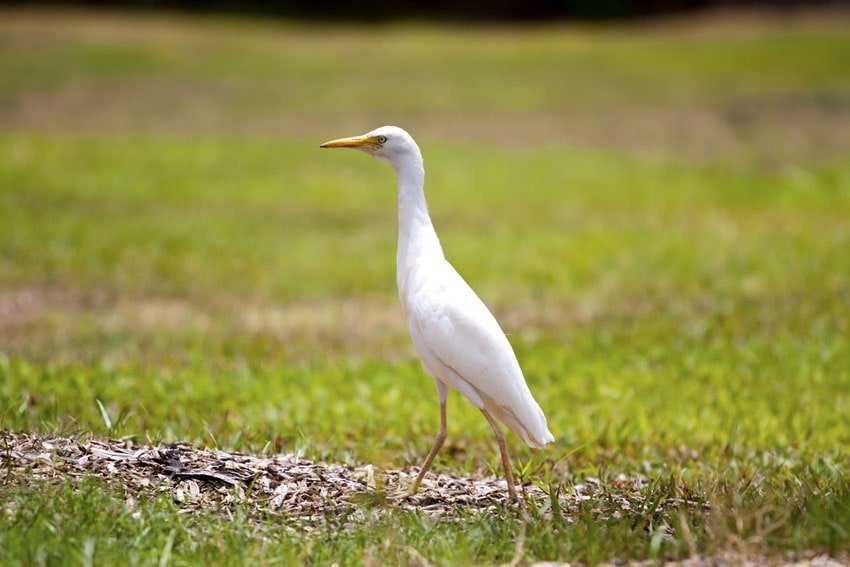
[1,7,849,565]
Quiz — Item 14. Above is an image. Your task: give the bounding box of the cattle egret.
[320,126,554,500]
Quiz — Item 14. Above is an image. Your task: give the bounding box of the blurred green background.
[1,6,850,563]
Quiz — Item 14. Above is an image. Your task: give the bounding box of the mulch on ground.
[1,431,661,527]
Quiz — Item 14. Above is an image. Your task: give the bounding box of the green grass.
[4,475,850,565]
[2,7,850,565]
[3,12,850,110]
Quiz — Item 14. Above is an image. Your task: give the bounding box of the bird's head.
[320,126,421,168]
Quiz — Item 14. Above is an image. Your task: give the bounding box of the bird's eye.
[377,136,388,144]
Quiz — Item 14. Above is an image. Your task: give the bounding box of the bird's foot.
[506,481,519,503]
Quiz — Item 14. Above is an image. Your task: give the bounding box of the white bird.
[320,126,554,500]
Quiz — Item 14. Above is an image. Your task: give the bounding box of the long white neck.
[393,152,444,288]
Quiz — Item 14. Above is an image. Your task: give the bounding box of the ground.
[1,6,850,565]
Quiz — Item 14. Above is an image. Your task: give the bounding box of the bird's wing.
[414,273,522,403]
[410,263,552,447]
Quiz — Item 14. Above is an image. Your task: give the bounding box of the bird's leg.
[481,408,518,502]
[409,401,447,495]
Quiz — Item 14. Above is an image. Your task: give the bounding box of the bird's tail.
[482,391,554,449]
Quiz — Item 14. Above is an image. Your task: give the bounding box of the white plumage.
[321,126,553,499]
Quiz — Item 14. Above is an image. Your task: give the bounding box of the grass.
[1,6,850,565]
[3,474,850,565]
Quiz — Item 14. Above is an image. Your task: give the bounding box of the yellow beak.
[319,135,376,149]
